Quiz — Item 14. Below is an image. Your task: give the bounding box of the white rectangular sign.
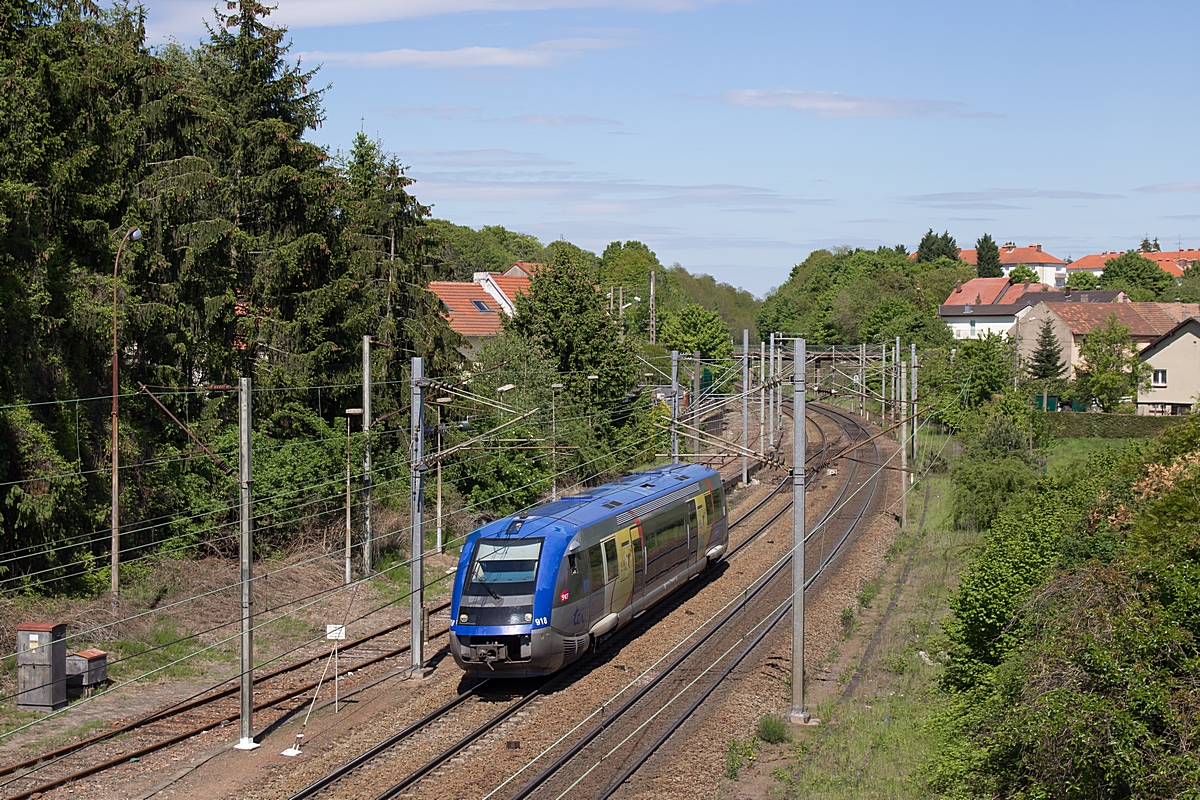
[325,624,346,640]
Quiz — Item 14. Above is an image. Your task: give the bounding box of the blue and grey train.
[449,463,729,677]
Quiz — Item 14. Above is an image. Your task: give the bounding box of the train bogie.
[450,464,728,677]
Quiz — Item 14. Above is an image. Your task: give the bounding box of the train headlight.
[524,612,533,622]
[459,614,468,623]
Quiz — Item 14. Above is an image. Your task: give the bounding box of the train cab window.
[602,538,619,582]
[715,486,727,517]
[704,492,714,519]
[464,538,543,598]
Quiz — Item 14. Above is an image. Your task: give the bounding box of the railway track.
[0,599,456,800]
[503,405,880,800]
[276,405,872,800]
[2,403,849,800]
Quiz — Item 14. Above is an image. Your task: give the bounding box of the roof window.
[472,300,495,313]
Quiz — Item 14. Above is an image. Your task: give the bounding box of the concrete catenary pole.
[759,341,766,453]
[880,341,887,424]
[900,362,909,529]
[860,343,866,418]
[768,334,776,449]
[409,357,429,677]
[893,337,900,427]
[785,338,810,724]
[362,336,373,576]
[648,270,657,345]
[670,350,680,463]
[235,377,258,750]
[742,329,749,485]
[692,351,701,459]
[910,343,918,470]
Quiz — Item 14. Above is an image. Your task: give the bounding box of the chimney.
[1024,279,1030,289]
[955,280,962,293]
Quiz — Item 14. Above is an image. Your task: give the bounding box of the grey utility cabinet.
[16,622,67,711]
[66,649,108,697]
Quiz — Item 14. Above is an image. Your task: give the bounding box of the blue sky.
[144,0,1199,296]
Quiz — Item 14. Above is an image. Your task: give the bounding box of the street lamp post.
[434,396,452,552]
[587,375,598,426]
[111,225,141,602]
[496,384,515,453]
[550,383,563,499]
[344,408,363,584]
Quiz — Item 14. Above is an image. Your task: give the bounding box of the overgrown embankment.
[934,413,1200,798]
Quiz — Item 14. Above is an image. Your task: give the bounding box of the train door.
[694,495,710,555]
[687,500,699,563]
[631,522,646,602]
[608,528,636,612]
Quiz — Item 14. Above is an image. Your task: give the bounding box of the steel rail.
[505,408,868,800]
[592,407,882,798]
[284,682,486,800]
[0,603,453,799]
[288,417,827,800]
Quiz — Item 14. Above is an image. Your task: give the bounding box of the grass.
[1043,437,1146,477]
[108,619,222,680]
[769,470,980,799]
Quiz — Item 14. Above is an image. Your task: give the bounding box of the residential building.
[1013,301,1200,371]
[959,243,1068,286]
[938,277,1124,340]
[1065,249,1197,282]
[427,264,534,356]
[1137,318,1200,415]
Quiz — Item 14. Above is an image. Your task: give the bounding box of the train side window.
[588,545,605,590]
[704,492,714,519]
[561,553,585,602]
[602,538,619,582]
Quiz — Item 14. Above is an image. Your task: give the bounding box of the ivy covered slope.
[936,416,1200,799]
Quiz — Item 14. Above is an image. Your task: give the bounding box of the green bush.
[758,714,790,744]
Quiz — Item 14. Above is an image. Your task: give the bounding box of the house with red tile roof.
[427,264,534,355]
[1137,317,1200,415]
[1066,249,1197,280]
[938,277,1126,340]
[1013,301,1200,372]
[958,243,1068,286]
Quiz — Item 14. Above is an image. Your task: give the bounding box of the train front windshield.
[464,538,543,597]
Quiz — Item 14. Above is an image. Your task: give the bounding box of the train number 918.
[533,616,549,627]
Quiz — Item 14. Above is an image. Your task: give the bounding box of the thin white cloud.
[402,149,571,168]
[375,105,481,119]
[145,0,716,43]
[301,37,630,69]
[407,169,829,215]
[908,188,1123,204]
[492,113,623,126]
[1136,182,1200,193]
[721,89,967,119]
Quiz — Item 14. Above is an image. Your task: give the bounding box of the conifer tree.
[975,233,1003,278]
[916,229,960,262]
[1027,318,1066,381]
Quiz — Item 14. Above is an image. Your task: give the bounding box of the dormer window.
[472,300,496,313]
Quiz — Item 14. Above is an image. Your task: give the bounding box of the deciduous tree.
[1074,315,1151,412]
[1099,250,1174,299]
